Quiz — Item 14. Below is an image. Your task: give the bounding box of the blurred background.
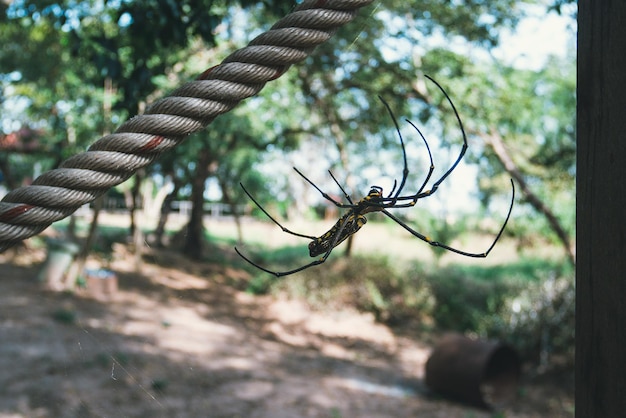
[0,0,576,416]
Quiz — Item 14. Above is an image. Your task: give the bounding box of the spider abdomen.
[308,213,367,257]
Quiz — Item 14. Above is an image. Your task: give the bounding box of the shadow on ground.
[0,246,573,418]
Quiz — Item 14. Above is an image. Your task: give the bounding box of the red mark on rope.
[197,66,218,80]
[0,204,34,222]
[270,66,288,81]
[137,136,165,153]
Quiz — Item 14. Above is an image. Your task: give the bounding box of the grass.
[446,257,574,283]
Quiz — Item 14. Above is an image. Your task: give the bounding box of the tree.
[251,0,527,256]
[1,0,577,276]
[418,53,576,265]
[0,0,288,264]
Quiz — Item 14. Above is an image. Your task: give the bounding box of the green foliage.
[0,1,288,191]
[245,274,274,295]
[483,273,575,365]
[262,254,435,325]
[241,244,309,295]
[1,0,576,264]
[2,0,285,112]
[413,259,574,365]
[237,245,304,291]
[428,269,507,331]
[51,308,77,324]
[444,257,573,283]
[419,259,574,362]
[91,226,128,256]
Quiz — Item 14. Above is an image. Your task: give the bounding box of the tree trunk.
[64,196,103,289]
[183,148,212,260]
[217,174,243,245]
[577,1,626,416]
[127,171,143,239]
[0,155,17,191]
[154,176,181,247]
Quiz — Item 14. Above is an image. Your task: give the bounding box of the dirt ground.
[0,244,573,418]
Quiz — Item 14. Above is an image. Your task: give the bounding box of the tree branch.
[482,129,576,266]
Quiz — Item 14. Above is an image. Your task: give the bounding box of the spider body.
[308,186,384,257]
[235,76,515,277]
[308,212,367,257]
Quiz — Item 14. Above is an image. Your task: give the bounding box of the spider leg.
[293,166,355,208]
[376,75,468,209]
[238,182,317,240]
[411,75,468,202]
[377,118,435,208]
[363,98,434,209]
[378,96,409,201]
[387,179,398,198]
[381,179,515,257]
[234,247,328,277]
[235,207,357,277]
[327,169,354,205]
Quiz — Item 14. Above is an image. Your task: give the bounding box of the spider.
[235,75,515,277]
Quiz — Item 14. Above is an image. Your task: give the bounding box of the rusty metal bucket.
[424,333,521,409]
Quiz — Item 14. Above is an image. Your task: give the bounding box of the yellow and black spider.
[235,76,515,277]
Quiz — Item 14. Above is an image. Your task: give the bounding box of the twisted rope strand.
[0,0,374,252]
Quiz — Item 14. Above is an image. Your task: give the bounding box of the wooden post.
[577,1,626,416]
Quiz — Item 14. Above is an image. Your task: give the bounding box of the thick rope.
[0,0,375,252]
